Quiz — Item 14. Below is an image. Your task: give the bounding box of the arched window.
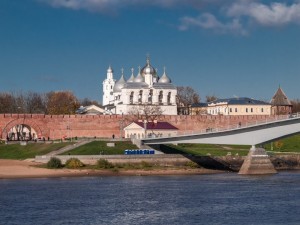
[167,92,171,105]
[148,89,153,104]
[138,90,143,104]
[130,92,134,104]
[159,91,163,104]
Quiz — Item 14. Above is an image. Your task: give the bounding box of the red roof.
[134,121,178,130]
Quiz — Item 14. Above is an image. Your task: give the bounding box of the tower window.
[159,91,163,104]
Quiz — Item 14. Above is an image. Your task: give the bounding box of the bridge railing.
[170,112,300,138]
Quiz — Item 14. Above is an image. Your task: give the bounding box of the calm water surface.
[0,172,300,225]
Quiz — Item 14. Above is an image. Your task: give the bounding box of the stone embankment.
[35,154,300,171]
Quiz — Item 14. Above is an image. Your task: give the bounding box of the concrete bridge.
[142,113,300,146]
[141,113,300,175]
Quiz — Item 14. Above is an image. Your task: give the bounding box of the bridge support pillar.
[238,146,277,175]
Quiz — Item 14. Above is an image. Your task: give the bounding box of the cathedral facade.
[102,57,177,115]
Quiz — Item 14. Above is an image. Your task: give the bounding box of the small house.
[124,121,178,139]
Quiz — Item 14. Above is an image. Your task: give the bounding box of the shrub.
[47,157,63,169]
[65,158,84,169]
[96,159,114,169]
[140,161,152,168]
[185,161,200,168]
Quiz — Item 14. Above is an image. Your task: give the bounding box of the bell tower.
[102,65,116,106]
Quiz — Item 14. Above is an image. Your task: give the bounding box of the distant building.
[102,56,177,115]
[123,121,178,139]
[270,87,292,115]
[76,105,105,115]
[190,103,208,115]
[191,97,271,116]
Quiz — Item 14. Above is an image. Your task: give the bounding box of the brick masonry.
[0,114,276,140]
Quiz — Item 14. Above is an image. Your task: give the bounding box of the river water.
[0,172,300,225]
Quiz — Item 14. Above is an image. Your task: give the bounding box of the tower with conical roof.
[102,66,116,106]
[270,86,292,115]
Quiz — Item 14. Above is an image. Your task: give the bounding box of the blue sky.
[1,0,300,103]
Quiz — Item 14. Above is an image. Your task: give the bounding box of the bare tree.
[176,86,200,115]
[127,105,163,122]
[26,92,47,114]
[206,95,218,102]
[291,99,300,113]
[79,98,102,107]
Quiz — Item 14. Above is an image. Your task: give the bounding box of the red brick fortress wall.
[0,114,276,140]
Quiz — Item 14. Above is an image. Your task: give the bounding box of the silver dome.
[127,68,135,82]
[141,56,157,77]
[113,74,126,92]
[158,69,171,83]
[134,72,144,82]
[127,74,135,82]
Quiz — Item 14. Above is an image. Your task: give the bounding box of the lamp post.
[66,125,71,142]
[143,119,148,138]
[119,119,124,141]
[185,115,187,134]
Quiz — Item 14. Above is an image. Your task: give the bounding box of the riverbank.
[0,159,223,179]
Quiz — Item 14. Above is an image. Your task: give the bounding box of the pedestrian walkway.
[46,140,93,156]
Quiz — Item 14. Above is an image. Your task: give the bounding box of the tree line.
[0,88,299,115]
[0,91,101,114]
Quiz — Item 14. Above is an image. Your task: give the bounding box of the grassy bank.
[0,142,73,159]
[61,141,138,155]
[161,134,300,156]
[160,144,250,156]
[1,134,299,160]
[264,135,300,153]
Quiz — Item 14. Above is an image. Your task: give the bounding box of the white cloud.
[179,13,247,35]
[227,1,300,26]
[39,0,200,11]
[39,0,300,35]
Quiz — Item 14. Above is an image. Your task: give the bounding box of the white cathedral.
[102,56,177,115]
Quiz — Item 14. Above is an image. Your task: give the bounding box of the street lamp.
[119,119,124,141]
[143,119,148,138]
[66,125,71,142]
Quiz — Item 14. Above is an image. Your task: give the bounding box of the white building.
[123,121,178,139]
[205,97,271,116]
[76,105,106,115]
[102,56,177,115]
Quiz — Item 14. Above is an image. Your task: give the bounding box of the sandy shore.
[0,159,223,179]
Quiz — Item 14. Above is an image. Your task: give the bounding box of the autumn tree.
[46,91,79,115]
[0,93,15,113]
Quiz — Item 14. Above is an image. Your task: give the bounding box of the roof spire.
[146,53,150,65]
[121,67,124,76]
[163,66,166,74]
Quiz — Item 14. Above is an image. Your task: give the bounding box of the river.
[0,172,300,225]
